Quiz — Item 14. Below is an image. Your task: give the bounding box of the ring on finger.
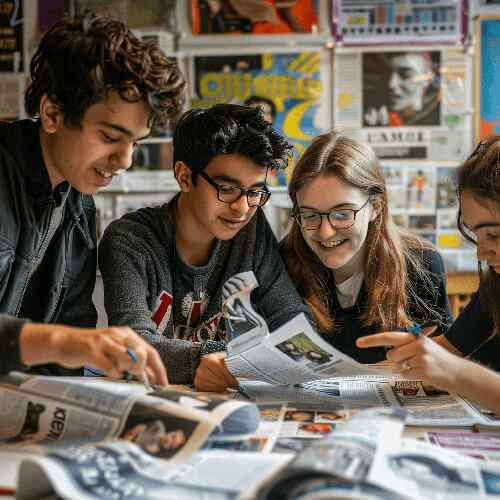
[401,360,410,371]
[125,338,139,350]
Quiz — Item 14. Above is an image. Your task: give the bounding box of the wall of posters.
[189,50,328,183]
[475,16,500,139]
[333,46,472,160]
[332,0,467,45]
[190,0,319,35]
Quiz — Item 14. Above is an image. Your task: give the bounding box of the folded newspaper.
[0,372,259,499]
[256,407,500,500]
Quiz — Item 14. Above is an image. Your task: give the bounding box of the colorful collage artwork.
[190,51,325,184]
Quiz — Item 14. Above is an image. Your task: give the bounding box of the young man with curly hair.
[0,11,185,383]
[99,104,315,390]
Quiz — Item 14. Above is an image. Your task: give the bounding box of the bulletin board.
[475,16,500,141]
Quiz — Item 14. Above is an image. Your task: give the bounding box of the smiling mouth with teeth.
[319,239,345,248]
[95,168,114,178]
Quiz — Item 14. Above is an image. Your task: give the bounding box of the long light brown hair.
[453,134,500,334]
[281,131,439,333]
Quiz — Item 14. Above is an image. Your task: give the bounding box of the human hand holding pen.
[20,324,168,386]
[356,321,465,392]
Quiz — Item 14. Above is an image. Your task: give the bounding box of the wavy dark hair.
[453,134,500,334]
[281,131,443,333]
[173,103,292,183]
[25,10,186,127]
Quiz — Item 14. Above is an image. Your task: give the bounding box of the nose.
[389,71,400,91]
[111,142,135,170]
[229,193,251,215]
[318,214,337,239]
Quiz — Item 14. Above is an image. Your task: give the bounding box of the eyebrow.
[100,121,151,141]
[471,222,500,231]
[298,202,357,211]
[213,174,266,188]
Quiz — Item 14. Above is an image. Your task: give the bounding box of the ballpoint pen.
[407,319,440,336]
[126,348,152,390]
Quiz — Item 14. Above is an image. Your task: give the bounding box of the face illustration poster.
[334,46,472,161]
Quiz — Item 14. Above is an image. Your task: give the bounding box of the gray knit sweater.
[98,203,314,383]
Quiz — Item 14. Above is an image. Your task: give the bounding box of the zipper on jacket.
[14,198,56,316]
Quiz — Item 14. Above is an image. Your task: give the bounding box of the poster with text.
[190,51,326,183]
[0,0,23,72]
[334,47,472,160]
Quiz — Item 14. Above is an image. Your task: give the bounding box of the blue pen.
[407,319,440,335]
[126,348,152,390]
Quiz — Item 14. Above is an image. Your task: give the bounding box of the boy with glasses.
[99,104,314,390]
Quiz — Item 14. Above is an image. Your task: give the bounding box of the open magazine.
[224,272,500,428]
[223,271,396,386]
[256,407,500,500]
[0,372,259,499]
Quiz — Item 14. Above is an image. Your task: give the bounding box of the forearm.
[19,323,62,366]
[453,358,500,415]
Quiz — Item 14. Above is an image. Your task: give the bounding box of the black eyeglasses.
[291,199,370,230]
[198,170,271,207]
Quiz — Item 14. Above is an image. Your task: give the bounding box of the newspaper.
[0,372,259,499]
[223,272,397,385]
[236,377,500,428]
[256,407,500,500]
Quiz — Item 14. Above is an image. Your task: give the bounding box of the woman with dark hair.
[280,131,452,364]
[358,135,500,414]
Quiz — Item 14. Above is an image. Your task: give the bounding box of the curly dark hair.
[25,10,186,127]
[452,134,500,333]
[173,103,292,183]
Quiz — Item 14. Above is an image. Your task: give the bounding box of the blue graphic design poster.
[478,17,500,138]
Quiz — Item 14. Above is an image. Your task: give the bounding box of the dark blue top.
[323,249,453,364]
[445,291,498,371]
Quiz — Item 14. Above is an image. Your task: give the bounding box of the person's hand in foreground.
[19,323,168,386]
[356,325,464,393]
[194,351,238,392]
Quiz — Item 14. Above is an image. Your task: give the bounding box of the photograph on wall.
[475,16,500,140]
[190,0,319,35]
[332,0,466,45]
[0,0,23,71]
[334,47,471,161]
[190,51,325,183]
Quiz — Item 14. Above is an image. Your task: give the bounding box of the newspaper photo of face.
[363,51,441,127]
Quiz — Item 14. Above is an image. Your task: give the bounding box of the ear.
[39,94,64,134]
[369,194,385,222]
[175,161,193,192]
